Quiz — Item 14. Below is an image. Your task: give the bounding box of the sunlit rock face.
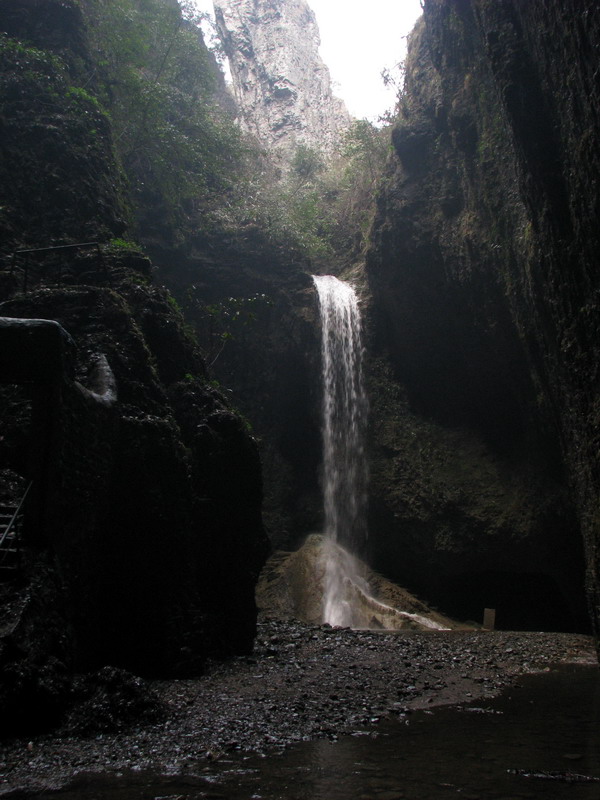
[256,534,459,630]
[213,0,350,161]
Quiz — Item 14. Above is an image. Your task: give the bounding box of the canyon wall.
[2,0,599,681]
[0,0,269,717]
[171,0,599,635]
[365,0,599,633]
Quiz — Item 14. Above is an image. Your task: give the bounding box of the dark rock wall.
[366,0,599,632]
[0,3,128,250]
[153,231,323,549]
[0,0,269,687]
[1,279,269,677]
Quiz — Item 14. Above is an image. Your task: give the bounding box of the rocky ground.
[0,618,596,795]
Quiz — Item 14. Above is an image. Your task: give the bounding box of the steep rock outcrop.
[0,0,269,730]
[0,11,128,251]
[153,228,324,548]
[0,270,269,683]
[366,0,599,633]
[214,0,350,162]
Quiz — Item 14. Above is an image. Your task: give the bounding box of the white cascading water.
[313,275,370,627]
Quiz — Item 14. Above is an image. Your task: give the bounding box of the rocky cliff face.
[214,0,350,161]
[0,0,269,729]
[154,225,323,549]
[2,0,599,676]
[365,0,599,634]
[1,272,269,676]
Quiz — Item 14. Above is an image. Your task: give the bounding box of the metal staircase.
[0,483,31,581]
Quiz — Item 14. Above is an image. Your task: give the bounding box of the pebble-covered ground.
[0,619,595,795]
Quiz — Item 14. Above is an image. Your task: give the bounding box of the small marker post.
[483,608,496,630]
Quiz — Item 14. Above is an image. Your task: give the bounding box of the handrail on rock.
[0,481,33,551]
[9,242,105,292]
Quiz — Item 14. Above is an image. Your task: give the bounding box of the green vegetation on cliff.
[81,0,247,241]
[0,0,251,250]
[0,31,127,248]
[1,0,393,267]
[223,119,391,266]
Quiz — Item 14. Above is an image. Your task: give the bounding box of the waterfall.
[313,275,369,627]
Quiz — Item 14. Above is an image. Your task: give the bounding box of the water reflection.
[16,665,600,800]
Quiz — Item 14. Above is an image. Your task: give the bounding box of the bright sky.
[193,0,423,121]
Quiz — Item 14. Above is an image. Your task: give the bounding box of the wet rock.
[366,0,598,637]
[1,618,593,794]
[63,667,163,737]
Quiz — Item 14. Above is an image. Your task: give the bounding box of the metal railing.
[9,242,106,293]
[0,483,32,571]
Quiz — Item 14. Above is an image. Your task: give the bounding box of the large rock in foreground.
[0,267,269,681]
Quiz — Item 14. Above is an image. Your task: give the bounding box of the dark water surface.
[19,665,600,800]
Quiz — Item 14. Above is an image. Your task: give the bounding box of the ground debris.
[508,768,600,782]
[0,619,595,795]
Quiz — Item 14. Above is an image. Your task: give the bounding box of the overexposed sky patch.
[192,0,423,121]
[308,0,423,120]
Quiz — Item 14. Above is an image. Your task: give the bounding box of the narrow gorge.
[0,0,599,794]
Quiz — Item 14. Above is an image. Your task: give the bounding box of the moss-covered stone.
[0,31,128,251]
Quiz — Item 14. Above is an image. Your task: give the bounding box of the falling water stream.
[313,274,369,627]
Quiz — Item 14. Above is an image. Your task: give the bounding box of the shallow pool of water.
[17,664,600,800]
